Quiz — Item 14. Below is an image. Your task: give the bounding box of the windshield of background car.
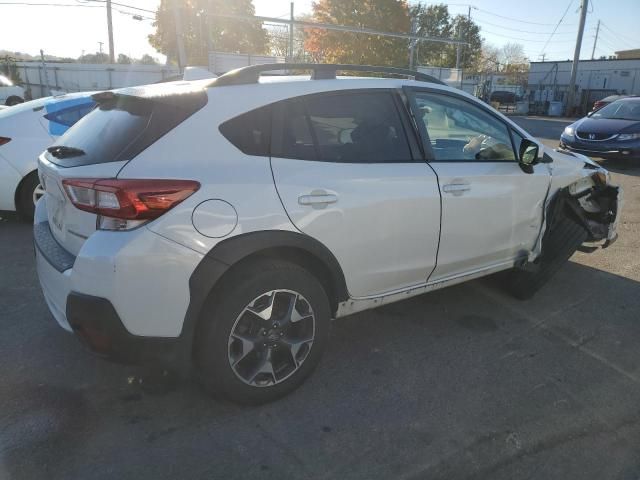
[0,75,13,86]
[591,100,640,121]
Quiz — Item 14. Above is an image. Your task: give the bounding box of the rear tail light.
[0,136,11,146]
[62,178,200,231]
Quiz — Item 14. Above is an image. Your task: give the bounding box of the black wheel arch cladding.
[176,230,349,369]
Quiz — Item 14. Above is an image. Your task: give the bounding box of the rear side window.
[219,105,271,156]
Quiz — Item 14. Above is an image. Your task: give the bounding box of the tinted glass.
[49,99,151,167]
[47,92,207,167]
[274,92,412,163]
[278,99,316,161]
[412,92,516,162]
[304,92,412,163]
[219,105,271,156]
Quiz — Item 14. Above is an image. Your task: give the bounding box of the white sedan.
[0,74,25,106]
[0,92,95,218]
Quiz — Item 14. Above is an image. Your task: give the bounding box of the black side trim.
[34,222,76,272]
[66,293,183,367]
[179,231,349,364]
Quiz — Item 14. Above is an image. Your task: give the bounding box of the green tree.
[409,4,482,70]
[149,0,268,65]
[78,52,110,64]
[410,3,452,67]
[304,0,411,67]
[138,54,159,65]
[117,53,132,64]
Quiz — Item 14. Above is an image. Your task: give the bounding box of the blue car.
[560,97,640,161]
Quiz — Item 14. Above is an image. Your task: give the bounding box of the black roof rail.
[209,63,447,87]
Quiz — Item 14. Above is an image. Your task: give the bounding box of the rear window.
[47,91,207,167]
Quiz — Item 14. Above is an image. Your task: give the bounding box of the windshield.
[591,100,640,121]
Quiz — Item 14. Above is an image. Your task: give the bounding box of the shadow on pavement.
[2,257,640,479]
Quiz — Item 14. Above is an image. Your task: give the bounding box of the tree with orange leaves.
[304,0,411,67]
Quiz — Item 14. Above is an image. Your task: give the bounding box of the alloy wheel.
[227,289,315,387]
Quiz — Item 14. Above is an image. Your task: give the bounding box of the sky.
[0,0,637,64]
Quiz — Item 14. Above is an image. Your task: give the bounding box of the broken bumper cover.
[529,171,622,262]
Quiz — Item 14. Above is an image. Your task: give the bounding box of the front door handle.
[442,183,471,195]
[298,190,338,208]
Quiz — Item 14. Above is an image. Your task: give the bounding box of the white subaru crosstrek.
[35,65,621,404]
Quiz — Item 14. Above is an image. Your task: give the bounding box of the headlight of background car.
[563,126,575,137]
[617,133,640,141]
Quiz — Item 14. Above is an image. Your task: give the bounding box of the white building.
[528,57,640,113]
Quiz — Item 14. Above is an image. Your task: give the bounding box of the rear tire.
[16,171,42,221]
[195,259,331,405]
[5,96,24,106]
[505,214,588,300]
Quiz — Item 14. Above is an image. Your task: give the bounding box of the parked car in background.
[592,94,636,111]
[560,97,640,161]
[490,90,518,104]
[0,74,25,106]
[35,65,620,405]
[0,92,95,218]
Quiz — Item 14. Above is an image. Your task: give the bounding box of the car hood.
[574,116,640,134]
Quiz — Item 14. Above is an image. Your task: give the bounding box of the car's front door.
[406,88,551,282]
[270,89,441,298]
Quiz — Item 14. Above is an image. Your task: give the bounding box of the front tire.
[505,214,587,300]
[195,259,331,405]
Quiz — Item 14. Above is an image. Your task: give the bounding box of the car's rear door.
[270,89,441,298]
[405,88,551,282]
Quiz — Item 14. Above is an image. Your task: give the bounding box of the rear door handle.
[298,190,338,208]
[442,183,471,195]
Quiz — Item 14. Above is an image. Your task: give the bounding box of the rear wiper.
[47,145,86,159]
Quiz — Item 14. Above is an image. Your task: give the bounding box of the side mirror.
[586,110,594,117]
[519,139,539,173]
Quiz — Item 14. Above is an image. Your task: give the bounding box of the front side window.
[276,91,413,163]
[411,91,517,162]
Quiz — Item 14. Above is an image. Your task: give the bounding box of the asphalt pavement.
[1,116,639,480]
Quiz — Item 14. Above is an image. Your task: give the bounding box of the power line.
[75,0,155,14]
[598,23,637,50]
[471,17,576,35]
[471,6,577,26]
[0,1,101,6]
[539,0,575,57]
[481,28,576,44]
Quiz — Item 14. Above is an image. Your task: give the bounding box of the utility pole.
[106,0,115,63]
[40,49,50,97]
[288,2,294,61]
[409,16,418,70]
[98,41,104,54]
[591,19,600,60]
[539,53,546,62]
[455,6,471,71]
[172,0,187,72]
[566,0,588,116]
